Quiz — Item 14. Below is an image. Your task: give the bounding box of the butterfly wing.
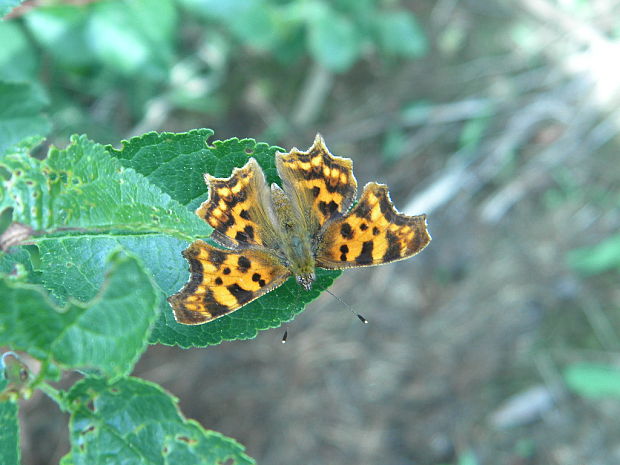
[276,134,357,237]
[316,182,431,268]
[196,158,280,250]
[168,240,292,325]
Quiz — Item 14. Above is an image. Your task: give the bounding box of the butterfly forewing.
[196,158,280,250]
[276,134,357,236]
[316,182,431,268]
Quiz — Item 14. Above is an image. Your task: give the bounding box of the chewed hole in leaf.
[80,425,96,435]
[72,178,80,185]
[176,435,197,445]
[162,446,169,455]
[244,147,254,154]
[110,387,119,393]
[59,172,68,183]
[86,400,95,411]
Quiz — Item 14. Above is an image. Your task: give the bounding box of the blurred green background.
[4,0,620,464]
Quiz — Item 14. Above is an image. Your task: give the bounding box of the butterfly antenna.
[324,288,368,324]
[281,325,288,343]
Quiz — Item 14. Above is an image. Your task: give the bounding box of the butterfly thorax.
[270,183,316,290]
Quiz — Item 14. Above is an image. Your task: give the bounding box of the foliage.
[0,80,338,462]
[0,0,426,143]
[564,363,620,398]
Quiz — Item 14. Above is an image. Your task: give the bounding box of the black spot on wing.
[383,231,401,262]
[214,277,223,285]
[312,186,320,198]
[238,256,251,272]
[227,283,254,305]
[340,223,353,239]
[354,200,372,220]
[223,267,231,275]
[356,241,374,265]
[244,225,255,240]
[339,244,349,262]
[208,249,226,268]
[204,288,232,317]
[318,200,339,217]
[360,223,368,231]
[239,209,250,220]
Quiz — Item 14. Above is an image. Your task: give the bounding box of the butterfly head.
[295,271,316,291]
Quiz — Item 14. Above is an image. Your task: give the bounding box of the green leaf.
[565,362,620,398]
[0,22,38,81]
[307,9,361,72]
[0,399,19,465]
[375,10,428,58]
[0,352,20,465]
[567,234,620,276]
[0,251,160,379]
[0,81,50,155]
[107,130,340,347]
[86,0,176,78]
[23,5,94,68]
[63,377,255,465]
[0,134,210,239]
[0,0,23,18]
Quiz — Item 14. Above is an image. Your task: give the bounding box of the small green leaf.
[565,362,620,398]
[307,9,361,72]
[0,81,50,155]
[86,0,176,78]
[375,10,428,58]
[63,377,255,465]
[0,251,160,379]
[567,234,620,276]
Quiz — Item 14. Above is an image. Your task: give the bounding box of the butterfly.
[168,134,431,325]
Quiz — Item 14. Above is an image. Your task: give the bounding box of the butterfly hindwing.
[316,182,431,268]
[168,240,292,324]
[196,158,279,250]
[276,134,357,235]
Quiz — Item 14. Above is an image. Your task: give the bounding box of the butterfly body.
[268,182,316,290]
[168,135,431,325]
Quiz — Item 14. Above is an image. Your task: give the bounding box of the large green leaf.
[107,130,340,347]
[3,131,339,347]
[0,134,210,239]
[0,251,160,379]
[0,81,50,155]
[62,377,255,465]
